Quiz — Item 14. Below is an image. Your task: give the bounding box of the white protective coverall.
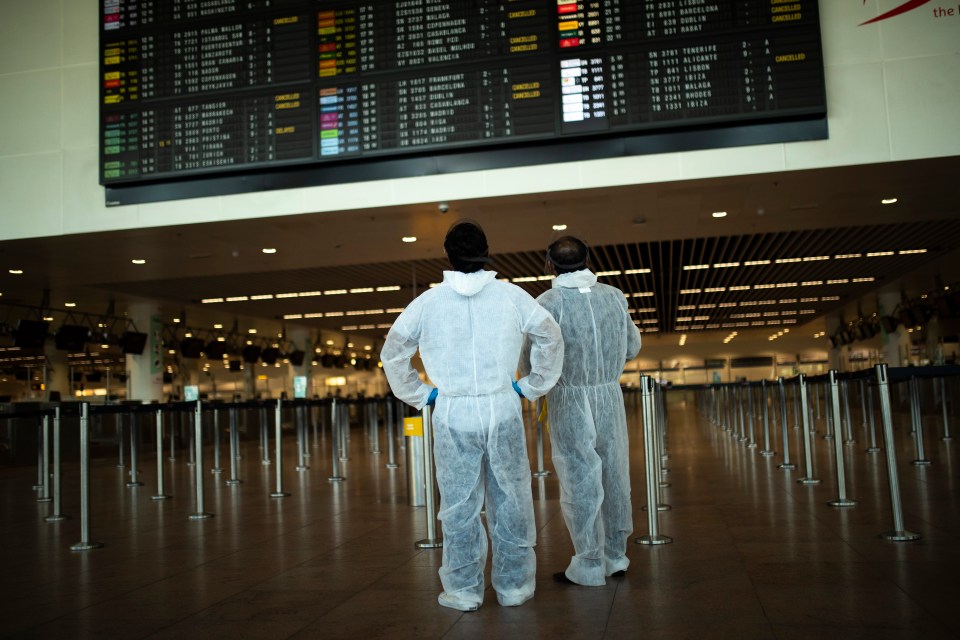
[522,269,641,585]
[381,269,563,608]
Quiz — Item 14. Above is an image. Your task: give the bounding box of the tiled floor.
[2,391,958,639]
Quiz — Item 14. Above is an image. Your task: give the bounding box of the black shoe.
[610,570,626,577]
[553,572,576,585]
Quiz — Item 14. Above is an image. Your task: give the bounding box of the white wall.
[2,0,958,241]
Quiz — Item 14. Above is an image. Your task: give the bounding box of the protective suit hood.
[443,269,498,297]
[552,269,597,289]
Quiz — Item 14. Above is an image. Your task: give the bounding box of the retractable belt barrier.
[692,364,960,542]
[0,396,406,551]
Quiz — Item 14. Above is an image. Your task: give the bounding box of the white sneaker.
[438,592,480,612]
[496,591,534,607]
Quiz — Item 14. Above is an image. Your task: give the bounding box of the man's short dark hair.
[547,236,589,274]
[444,220,490,273]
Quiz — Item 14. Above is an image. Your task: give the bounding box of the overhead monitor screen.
[100,1,826,197]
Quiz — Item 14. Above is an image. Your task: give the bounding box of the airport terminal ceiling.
[1,156,960,362]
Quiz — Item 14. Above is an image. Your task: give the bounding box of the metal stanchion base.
[865,447,881,453]
[760,450,775,456]
[328,476,345,483]
[746,442,758,449]
[304,452,312,458]
[827,498,858,508]
[339,457,351,462]
[532,470,550,477]
[36,497,52,503]
[225,479,242,486]
[188,512,214,519]
[415,538,443,549]
[635,535,672,545]
[778,462,797,470]
[32,484,43,490]
[797,477,821,484]
[211,468,223,474]
[823,435,834,440]
[658,481,671,488]
[386,463,399,469]
[70,541,104,551]
[116,464,126,469]
[737,436,748,442]
[911,459,932,466]
[45,514,68,522]
[942,436,953,442]
[187,462,196,467]
[270,492,291,498]
[296,465,309,471]
[262,460,272,465]
[843,439,857,445]
[151,494,171,501]
[125,481,143,488]
[880,530,921,542]
[372,449,382,454]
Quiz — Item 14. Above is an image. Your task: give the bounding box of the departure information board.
[100,1,826,186]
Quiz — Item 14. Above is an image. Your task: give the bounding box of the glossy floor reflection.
[2,393,958,639]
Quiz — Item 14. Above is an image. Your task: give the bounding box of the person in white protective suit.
[380,220,564,612]
[521,235,641,586]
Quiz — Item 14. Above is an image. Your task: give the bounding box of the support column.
[126,304,164,403]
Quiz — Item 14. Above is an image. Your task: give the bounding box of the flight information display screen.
[100,1,826,185]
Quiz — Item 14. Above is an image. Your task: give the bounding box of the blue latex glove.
[427,387,438,407]
[512,380,524,398]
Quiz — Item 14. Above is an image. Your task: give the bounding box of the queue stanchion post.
[168,410,176,461]
[875,365,921,541]
[188,401,213,520]
[777,376,797,471]
[152,408,171,500]
[270,399,291,498]
[746,384,757,449]
[796,374,820,485]
[226,407,242,486]
[339,400,350,462]
[37,414,51,502]
[117,412,126,468]
[328,398,345,482]
[370,401,382,455]
[304,405,312,458]
[940,378,952,441]
[532,398,550,478]
[653,384,671,501]
[126,412,143,488]
[187,408,196,467]
[760,380,774,457]
[211,408,223,474]
[635,375,672,546]
[909,378,932,466]
[859,379,869,433]
[414,405,443,549]
[823,383,834,440]
[865,382,880,453]
[71,403,104,551]
[296,405,308,472]
[311,404,319,448]
[33,417,44,491]
[842,380,856,445]
[737,386,747,443]
[385,398,398,469]
[260,407,271,465]
[827,371,857,508]
[45,406,68,521]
